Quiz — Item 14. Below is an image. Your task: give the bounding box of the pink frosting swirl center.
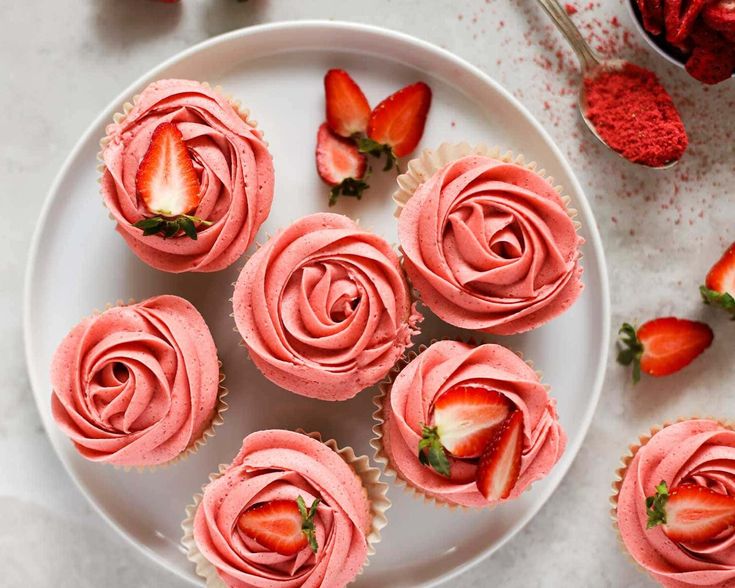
[398,155,583,334]
[382,340,566,508]
[50,295,220,467]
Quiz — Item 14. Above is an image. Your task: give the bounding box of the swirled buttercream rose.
[616,419,735,587]
[377,340,566,507]
[398,155,583,335]
[190,430,373,588]
[100,79,274,273]
[233,213,421,401]
[50,295,221,467]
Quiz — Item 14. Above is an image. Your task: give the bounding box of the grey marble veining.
[4,0,733,586]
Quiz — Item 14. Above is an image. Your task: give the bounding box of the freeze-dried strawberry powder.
[583,63,688,167]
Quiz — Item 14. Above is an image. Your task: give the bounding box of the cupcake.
[182,430,390,588]
[612,419,735,587]
[396,144,584,335]
[50,294,225,468]
[373,339,566,508]
[232,212,421,401]
[100,79,274,273]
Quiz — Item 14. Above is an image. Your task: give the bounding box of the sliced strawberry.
[363,82,432,170]
[701,242,735,316]
[703,0,735,35]
[136,122,200,217]
[316,123,369,206]
[664,0,708,45]
[636,0,665,35]
[617,318,713,383]
[432,385,513,458]
[324,69,371,138]
[646,482,735,543]
[237,497,319,556]
[476,411,524,502]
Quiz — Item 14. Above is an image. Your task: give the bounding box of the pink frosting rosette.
[614,419,735,587]
[185,430,382,588]
[50,295,222,467]
[375,340,566,508]
[397,154,583,335]
[100,78,274,273]
[233,212,421,401]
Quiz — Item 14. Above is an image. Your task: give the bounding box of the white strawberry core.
[146,163,192,217]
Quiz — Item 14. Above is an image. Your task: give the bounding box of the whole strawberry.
[617,318,713,383]
[701,242,735,316]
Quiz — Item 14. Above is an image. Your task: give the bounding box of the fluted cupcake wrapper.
[370,337,550,509]
[609,417,735,579]
[93,299,229,473]
[181,431,391,587]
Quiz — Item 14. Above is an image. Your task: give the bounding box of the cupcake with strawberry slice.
[373,340,566,508]
[100,79,274,273]
[612,419,735,587]
[182,430,389,587]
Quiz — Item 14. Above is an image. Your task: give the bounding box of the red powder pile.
[583,63,688,167]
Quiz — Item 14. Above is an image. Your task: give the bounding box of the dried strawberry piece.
[703,0,735,36]
[637,0,665,35]
[665,0,708,45]
[686,23,735,84]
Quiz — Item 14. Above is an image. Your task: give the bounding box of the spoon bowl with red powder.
[537,0,688,169]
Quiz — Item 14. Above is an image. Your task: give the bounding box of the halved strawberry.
[701,242,735,316]
[703,0,735,35]
[617,318,713,383]
[324,69,371,138]
[136,122,200,217]
[316,123,369,206]
[432,385,513,458]
[237,496,319,556]
[362,82,432,171]
[646,481,735,543]
[476,411,524,502]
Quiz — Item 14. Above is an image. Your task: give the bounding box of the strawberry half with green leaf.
[361,82,432,171]
[316,123,369,206]
[701,242,735,317]
[133,122,210,239]
[237,496,320,556]
[324,69,371,138]
[646,481,735,543]
[617,318,713,384]
[475,411,524,502]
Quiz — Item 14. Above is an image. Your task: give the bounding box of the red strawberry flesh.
[664,485,735,543]
[236,500,308,556]
[135,122,200,217]
[432,385,513,458]
[706,242,735,295]
[637,317,713,377]
[367,82,432,157]
[324,69,371,138]
[476,411,524,502]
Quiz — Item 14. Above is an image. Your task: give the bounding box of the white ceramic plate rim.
[24,20,610,587]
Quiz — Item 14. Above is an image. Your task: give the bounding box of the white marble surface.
[2,0,734,586]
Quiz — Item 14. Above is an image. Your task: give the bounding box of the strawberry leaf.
[645,480,669,529]
[418,424,451,477]
[357,137,398,172]
[617,322,643,384]
[328,177,371,206]
[701,285,735,318]
[296,495,320,554]
[133,214,211,240]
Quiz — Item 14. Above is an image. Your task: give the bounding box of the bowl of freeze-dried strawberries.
[628,0,735,84]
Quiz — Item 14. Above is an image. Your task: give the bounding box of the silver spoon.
[536,0,678,169]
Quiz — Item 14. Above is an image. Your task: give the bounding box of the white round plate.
[25,21,609,588]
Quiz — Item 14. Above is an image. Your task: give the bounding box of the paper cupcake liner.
[93,299,229,473]
[370,337,550,509]
[181,431,391,587]
[609,417,735,578]
[392,142,580,230]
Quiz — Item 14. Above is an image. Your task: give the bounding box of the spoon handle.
[536,0,600,71]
